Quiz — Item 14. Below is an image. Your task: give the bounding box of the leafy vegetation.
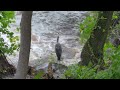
[64,42,120,79]
[0,11,19,55]
[34,71,44,79]
[64,11,120,79]
[1,11,120,79]
[79,11,98,44]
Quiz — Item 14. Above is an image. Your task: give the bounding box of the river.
[6,11,88,71]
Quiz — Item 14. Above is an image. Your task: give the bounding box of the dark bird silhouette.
[55,36,62,61]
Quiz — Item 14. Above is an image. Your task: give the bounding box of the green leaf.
[34,71,44,79]
[0,11,19,55]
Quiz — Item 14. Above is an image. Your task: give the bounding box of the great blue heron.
[55,36,62,61]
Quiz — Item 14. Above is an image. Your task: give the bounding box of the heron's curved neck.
[57,36,59,43]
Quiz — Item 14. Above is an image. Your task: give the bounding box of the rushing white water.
[5,11,88,69]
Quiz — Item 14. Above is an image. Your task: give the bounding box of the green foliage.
[112,14,118,20]
[64,42,120,79]
[0,11,19,55]
[64,63,109,79]
[80,11,98,44]
[103,42,120,79]
[34,71,44,79]
[112,11,119,20]
[64,64,97,79]
[64,11,120,79]
[109,11,120,39]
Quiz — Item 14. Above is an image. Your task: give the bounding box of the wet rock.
[36,63,49,71]
[35,62,68,79]
[60,59,80,66]
[28,66,36,75]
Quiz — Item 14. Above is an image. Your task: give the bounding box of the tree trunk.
[80,11,113,67]
[14,11,33,79]
[0,50,16,78]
